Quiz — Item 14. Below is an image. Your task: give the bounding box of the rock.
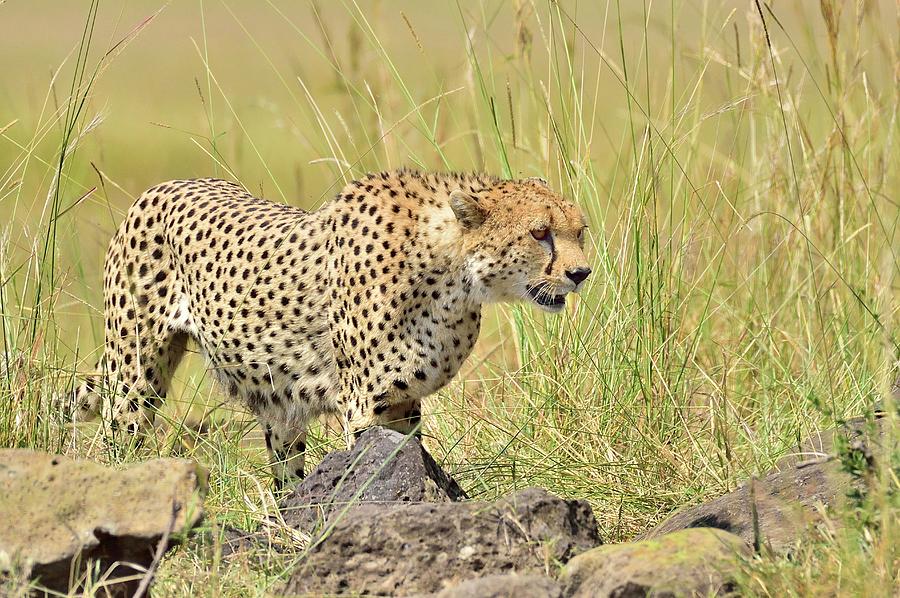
[431,573,563,598]
[643,417,885,552]
[280,427,466,532]
[214,525,262,559]
[0,450,207,595]
[775,414,885,470]
[561,528,749,598]
[282,487,601,596]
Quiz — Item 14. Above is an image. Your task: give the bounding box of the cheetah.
[73,169,591,487]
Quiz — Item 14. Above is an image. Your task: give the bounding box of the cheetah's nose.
[566,267,591,285]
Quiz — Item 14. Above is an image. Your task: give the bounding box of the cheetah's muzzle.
[527,284,567,310]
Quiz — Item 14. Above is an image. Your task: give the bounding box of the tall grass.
[0,0,896,595]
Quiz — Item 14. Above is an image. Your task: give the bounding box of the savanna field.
[0,1,897,595]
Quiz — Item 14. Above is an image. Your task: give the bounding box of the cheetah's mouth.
[526,285,567,312]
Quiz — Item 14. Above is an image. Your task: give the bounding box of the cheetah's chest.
[398,304,481,398]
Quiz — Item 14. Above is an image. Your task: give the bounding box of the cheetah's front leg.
[373,399,423,436]
[260,416,308,491]
[345,397,423,440]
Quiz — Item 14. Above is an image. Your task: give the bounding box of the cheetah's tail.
[52,372,105,423]
[69,376,104,421]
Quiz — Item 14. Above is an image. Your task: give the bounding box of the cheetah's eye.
[531,226,550,241]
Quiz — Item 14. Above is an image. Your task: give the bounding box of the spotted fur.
[73,169,590,487]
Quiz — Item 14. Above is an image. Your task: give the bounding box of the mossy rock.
[561,528,749,597]
[0,450,207,595]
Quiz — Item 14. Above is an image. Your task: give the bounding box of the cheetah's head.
[450,177,591,313]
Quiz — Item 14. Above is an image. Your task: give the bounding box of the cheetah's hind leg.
[68,329,188,456]
[65,358,142,456]
[64,366,139,458]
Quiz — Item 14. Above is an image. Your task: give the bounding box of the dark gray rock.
[776,414,885,470]
[561,528,749,598]
[280,427,466,532]
[643,416,886,552]
[282,487,601,596]
[431,573,563,598]
[0,450,207,596]
[212,525,263,559]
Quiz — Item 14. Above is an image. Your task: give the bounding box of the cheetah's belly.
[190,302,341,419]
[163,211,342,421]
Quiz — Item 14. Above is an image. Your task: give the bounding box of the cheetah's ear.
[525,176,550,188]
[449,189,486,229]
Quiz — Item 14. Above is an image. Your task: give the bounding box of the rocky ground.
[0,452,207,596]
[0,414,888,597]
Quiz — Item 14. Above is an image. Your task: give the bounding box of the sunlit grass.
[0,0,897,595]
